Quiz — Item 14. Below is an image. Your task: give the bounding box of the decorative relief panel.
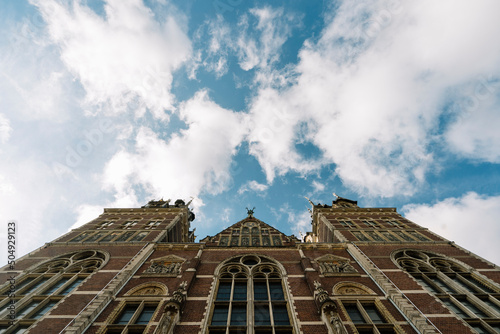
[143,255,186,276]
[333,282,376,295]
[126,282,168,296]
[131,286,164,296]
[315,254,358,276]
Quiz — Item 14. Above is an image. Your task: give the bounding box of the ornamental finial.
[246,207,255,217]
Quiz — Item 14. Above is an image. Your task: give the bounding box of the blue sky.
[1,0,500,265]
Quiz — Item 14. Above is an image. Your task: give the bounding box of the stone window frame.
[393,249,500,333]
[128,231,149,242]
[96,220,117,229]
[0,250,108,333]
[406,230,430,241]
[381,218,405,228]
[96,282,168,334]
[203,254,299,334]
[104,231,149,243]
[104,301,161,333]
[82,231,109,243]
[68,231,93,242]
[351,230,427,243]
[359,218,379,228]
[122,219,141,229]
[337,219,356,228]
[144,219,164,229]
[334,282,404,334]
[339,299,398,333]
[68,230,150,243]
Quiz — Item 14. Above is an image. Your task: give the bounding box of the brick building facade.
[1,196,499,334]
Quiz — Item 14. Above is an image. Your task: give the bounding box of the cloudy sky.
[1,0,500,265]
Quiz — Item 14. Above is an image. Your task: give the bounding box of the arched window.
[100,282,167,334]
[0,250,107,333]
[394,249,500,333]
[333,282,404,334]
[207,255,296,334]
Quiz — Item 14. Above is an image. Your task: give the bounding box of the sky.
[1,0,500,266]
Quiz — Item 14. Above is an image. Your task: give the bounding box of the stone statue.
[329,311,347,334]
[246,207,255,217]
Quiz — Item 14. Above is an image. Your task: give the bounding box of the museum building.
[1,196,499,334]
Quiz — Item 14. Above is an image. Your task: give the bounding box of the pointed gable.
[208,216,295,247]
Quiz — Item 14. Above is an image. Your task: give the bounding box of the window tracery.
[0,250,107,333]
[98,282,168,334]
[206,255,297,334]
[393,249,500,333]
[333,282,403,334]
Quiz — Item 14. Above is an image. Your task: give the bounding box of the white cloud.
[245,0,500,197]
[237,180,269,195]
[0,14,74,122]
[311,180,325,193]
[283,206,310,240]
[100,90,247,211]
[71,193,140,230]
[0,161,66,265]
[191,6,299,84]
[221,208,231,223]
[0,114,12,144]
[402,192,500,265]
[237,7,297,72]
[190,15,231,79]
[31,0,192,118]
[246,88,323,183]
[445,84,500,162]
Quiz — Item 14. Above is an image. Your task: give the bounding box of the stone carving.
[144,262,182,275]
[161,311,173,333]
[159,282,187,334]
[315,254,358,275]
[143,255,185,276]
[333,282,376,296]
[313,280,331,306]
[336,286,369,295]
[170,281,187,306]
[313,281,349,334]
[327,311,348,334]
[131,286,163,296]
[246,207,255,217]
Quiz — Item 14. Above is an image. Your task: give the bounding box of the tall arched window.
[99,282,168,334]
[332,282,403,334]
[207,255,296,334]
[394,249,500,334]
[0,250,107,333]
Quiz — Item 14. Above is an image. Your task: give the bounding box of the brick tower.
[0,196,499,334]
